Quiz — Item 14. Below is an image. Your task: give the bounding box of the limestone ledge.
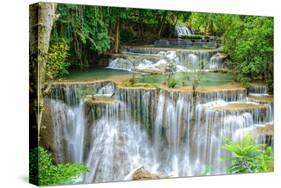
[50,80,250,96]
[51,79,112,86]
[248,95,273,103]
[84,95,115,105]
[122,45,222,53]
[210,103,267,111]
[255,125,274,136]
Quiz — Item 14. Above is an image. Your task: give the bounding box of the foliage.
[167,78,177,88]
[190,13,273,90]
[29,147,88,186]
[179,34,204,40]
[221,134,273,173]
[46,39,70,80]
[224,16,273,87]
[52,4,192,69]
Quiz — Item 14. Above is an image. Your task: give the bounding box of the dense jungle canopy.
[47,4,273,89]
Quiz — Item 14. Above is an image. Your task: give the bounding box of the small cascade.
[84,101,153,183]
[249,84,268,96]
[152,90,193,176]
[108,46,223,72]
[95,83,116,97]
[175,26,194,37]
[197,88,247,104]
[50,81,113,105]
[47,99,85,164]
[209,53,224,70]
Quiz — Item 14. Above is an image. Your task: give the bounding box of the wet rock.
[132,167,160,180]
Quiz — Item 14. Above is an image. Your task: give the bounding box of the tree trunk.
[114,18,120,53]
[158,14,167,38]
[29,2,57,141]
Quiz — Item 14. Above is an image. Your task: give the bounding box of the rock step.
[209,103,267,112]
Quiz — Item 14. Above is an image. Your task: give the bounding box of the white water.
[84,101,153,183]
[47,78,273,183]
[107,48,223,72]
[175,26,194,37]
[48,99,85,163]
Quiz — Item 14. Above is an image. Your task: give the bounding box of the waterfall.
[44,80,273,183]
[47,99,85,164]
[175,26,194,37]
[249,84,269,96]
[95,83,116,97]
[107,47,223,72]
[84,101,153,183]
[209,53,224,70]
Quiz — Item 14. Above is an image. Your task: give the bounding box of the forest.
[46,5,273,88]
[29,2,274,186]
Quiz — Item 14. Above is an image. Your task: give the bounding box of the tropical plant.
[46,39,70,80]
[29,147,89,186]
[167,78,177,88]
[221,134,273,174]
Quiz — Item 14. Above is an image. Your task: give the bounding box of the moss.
[208,69,230,74]
[118,82,158,90]
[210,103,267,111]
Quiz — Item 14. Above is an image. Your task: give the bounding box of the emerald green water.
[66,68,130,81]
[66,68,234,86]
[137,72,234,86]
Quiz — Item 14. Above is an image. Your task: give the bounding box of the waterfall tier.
[107,46,225,72]
[40,81,274,183]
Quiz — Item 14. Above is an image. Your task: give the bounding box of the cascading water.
[84,101,153,183]
[47,98,85,164]
[43,59,274,183]
[175,26,194,37]
[107,47,224,72]
[44,79,273,183]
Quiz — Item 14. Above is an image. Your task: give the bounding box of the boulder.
[132,167,160,180]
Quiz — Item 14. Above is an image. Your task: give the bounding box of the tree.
[30,2,57,139]
[29,147,88,186]
[221,134,273,173]
[190,13,273,90]
[53,4,111,68]
[223,16,273,89]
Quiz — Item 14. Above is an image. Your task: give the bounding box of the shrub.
[237,75,251,89]
[221,134,273,174]
[167,78,177,88]
[266,79,273,93]
[29,147,88,186]
[46,39,70,80]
